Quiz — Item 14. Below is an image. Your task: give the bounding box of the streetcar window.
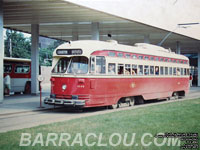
[181,68,184,75]
[177,68,181,76]
[108,52,116,57]
[125,54,131,58]
[155,57,159,61]
[15,65,30,73]
[177,60,179,63]
[187,69,190,75]
[160,66,164,75]
[150,57,154,61]
[138,56,143,60]
[155,66,159,75]
[68,56,88,74]
[118,64,124,75]
[95,56,106,74]
[169,67,173,75]
[169,59,171,62]
[125,64,131,75]
[184,68,187,75]
[138,65,143,75]
[4,64,12,73]
[160,58,164,62]
[132,55,137,59]
[108,63,116,75]
[150,66,154,75]
[132,64,137,75]
[164,58,168,62]
[173,59,176,63]
[144,66,149,75]
[90,56,95,73]
[117,53,123,57]
[180,61,183,64]
[173,67,176,75]
[144,56,149,60]
[165,67,168,75]
[52,57,70,73]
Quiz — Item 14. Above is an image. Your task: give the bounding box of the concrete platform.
[189,86,200,93]
[0,83,53,115]
[0,85,200,116]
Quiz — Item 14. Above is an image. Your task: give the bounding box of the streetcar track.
[0,95,199,133]
[0,95,198,120]
[0,106,64,118]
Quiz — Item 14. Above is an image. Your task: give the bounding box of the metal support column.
[31,24,39,95]
[198,52,200,86]
[144,34,150,43]
[176,41,181,54]
[0,0,4,103]
[91,22,99,40]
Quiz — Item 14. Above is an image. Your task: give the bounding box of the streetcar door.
[90,56,95,74]
[89,56,106,105]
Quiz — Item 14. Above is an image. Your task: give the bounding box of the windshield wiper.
[66,58,72,74]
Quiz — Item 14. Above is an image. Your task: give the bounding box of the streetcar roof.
[53,40,189,60]
[4,57,31,62]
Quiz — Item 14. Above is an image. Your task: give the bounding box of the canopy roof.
[3,0,200,53]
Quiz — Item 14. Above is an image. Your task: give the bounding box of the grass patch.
[0,99,200,150]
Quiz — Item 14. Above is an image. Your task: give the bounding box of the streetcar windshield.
[67,56,88,74]
[52,57,70,73]
[52,56,88,74]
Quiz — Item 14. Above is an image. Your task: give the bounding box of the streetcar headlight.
[62,84,67,90]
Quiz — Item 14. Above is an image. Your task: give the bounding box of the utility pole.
[9,38,12,57]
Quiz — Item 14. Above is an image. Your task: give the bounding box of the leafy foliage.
[4,29,65,66]
[4,30,31,58]
[39,40,64,66]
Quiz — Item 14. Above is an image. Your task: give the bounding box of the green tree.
[4,29,65,66]
[48,40,65,50]
[4,30,31,58]
[39,48,53,66]
[39,40,65,66]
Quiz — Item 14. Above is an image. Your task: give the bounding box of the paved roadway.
[0,88,200,133]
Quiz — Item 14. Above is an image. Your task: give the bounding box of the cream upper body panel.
[53,40,189,61]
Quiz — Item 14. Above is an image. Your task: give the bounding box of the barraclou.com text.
[19,132,181,147]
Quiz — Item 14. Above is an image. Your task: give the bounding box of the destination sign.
[56,49,83,55]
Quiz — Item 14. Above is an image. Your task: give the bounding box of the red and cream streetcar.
[4,57,31,94]
[44,40,190,108]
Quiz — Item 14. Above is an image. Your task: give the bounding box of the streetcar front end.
[44,43,92,108]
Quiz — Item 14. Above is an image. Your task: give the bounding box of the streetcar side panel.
[4,58,31,93]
